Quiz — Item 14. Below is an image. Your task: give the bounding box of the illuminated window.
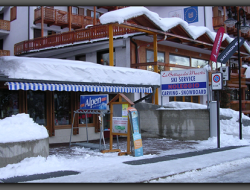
[169,54,190,67]
[146,50,165,72]
[191,58,209,68]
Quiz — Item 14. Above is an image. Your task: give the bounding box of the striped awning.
[5,82,153,93]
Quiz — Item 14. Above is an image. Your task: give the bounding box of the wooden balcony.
[0,50,10,56]
[34,7,100,29]
[0,20,10,31]
[212,16,224,30]
[14,24,137,55]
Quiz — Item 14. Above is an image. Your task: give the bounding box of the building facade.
[1,6,250,144]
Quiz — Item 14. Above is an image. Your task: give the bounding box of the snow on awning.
[6,82,153,93]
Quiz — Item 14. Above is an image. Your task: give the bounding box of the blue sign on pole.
[184,6,198,23]
[80,94,108,110]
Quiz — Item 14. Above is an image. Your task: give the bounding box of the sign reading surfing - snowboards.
[127,107,143,157]
[80,94,108,110]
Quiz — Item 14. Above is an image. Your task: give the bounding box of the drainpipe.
[28,6,30,41]
[130,37,138,64]
[204,6,207,27]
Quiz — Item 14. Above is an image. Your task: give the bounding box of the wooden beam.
[153,33,159,105]
[41,6,44,37]
[109,24,114,66]
[68,6,72,31]
[93,6,96,26]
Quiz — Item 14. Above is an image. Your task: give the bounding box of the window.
[72,6,78,15]
[231,89,239,100]
[191,58,209,68]
[54,92,71,126]
[146,50,165,72]
[34,28,41,39]
[169,54,190,67]
[0,90,19,119]
[0,13,4,20]
[0,39,3,50]
[87,9,101,19]
[27,91,46,125]
[10,6,17,21]
[48,30,56,36]
[75,54,86,61]
[97,49,115,66]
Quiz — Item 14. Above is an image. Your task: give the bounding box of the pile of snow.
[0,113,48,143]
[99,6,250,53]
[0,102,250,182]
[0,56,160,86]
[242,64,250,78]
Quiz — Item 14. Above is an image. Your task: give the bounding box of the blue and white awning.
[6,82,153,93]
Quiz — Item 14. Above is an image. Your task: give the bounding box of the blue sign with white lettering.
[184,6,198,23]
[80,94,108,110]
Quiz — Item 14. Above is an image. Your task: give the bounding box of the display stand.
[101,93,134,156]
[69,109,108,151]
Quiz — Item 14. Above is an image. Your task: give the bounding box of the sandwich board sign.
[127,107,143,157]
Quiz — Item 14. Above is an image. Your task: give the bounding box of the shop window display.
[54,92,71,125]
[0,90,19,119]
[27,91,46,125]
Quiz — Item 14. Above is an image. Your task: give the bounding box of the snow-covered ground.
[0,102,250,183]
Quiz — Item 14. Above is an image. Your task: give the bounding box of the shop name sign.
[80,94,108,110]
[161,68,207,96]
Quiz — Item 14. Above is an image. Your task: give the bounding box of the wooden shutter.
[79,8,84,16]
[10,6,17,21]
[87,9,91,17]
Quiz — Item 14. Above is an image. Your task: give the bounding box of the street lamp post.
[224,6,250,139]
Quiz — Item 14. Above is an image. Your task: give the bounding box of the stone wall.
[0,137,49,168]
[135,103,210,140]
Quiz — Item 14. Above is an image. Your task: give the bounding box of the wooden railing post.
[109,24,114,66]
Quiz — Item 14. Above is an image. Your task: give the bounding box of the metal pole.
[217,91,220,148]
[85,113,88,143]
[237,19,242,140]
[69,111,76,148]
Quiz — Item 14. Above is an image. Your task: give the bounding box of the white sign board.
[161,68,207,96]
[220,66,230,81]
[112,117,128,134]
[212,72,223,90]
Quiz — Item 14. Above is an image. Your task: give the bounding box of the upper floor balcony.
[0,50,10,56]
[0,19,10,37]
[14,24,137,55]
[34,7,100,30]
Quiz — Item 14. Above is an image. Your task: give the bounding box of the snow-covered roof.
[99,6,250,54]
[0,56,160,87]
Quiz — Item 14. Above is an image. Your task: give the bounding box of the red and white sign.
[210,27,225,62]
[212,73,223,90]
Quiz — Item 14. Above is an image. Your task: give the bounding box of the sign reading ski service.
[80,94,108,110]
[161,68,207,96]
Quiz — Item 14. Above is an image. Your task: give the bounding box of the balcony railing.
[212,16,224,29]
[34,7,100,29]
[0,50,10,56]
[14,24,137,55]
[0,20,10,31]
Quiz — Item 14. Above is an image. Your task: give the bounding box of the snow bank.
[0,113,48,143]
